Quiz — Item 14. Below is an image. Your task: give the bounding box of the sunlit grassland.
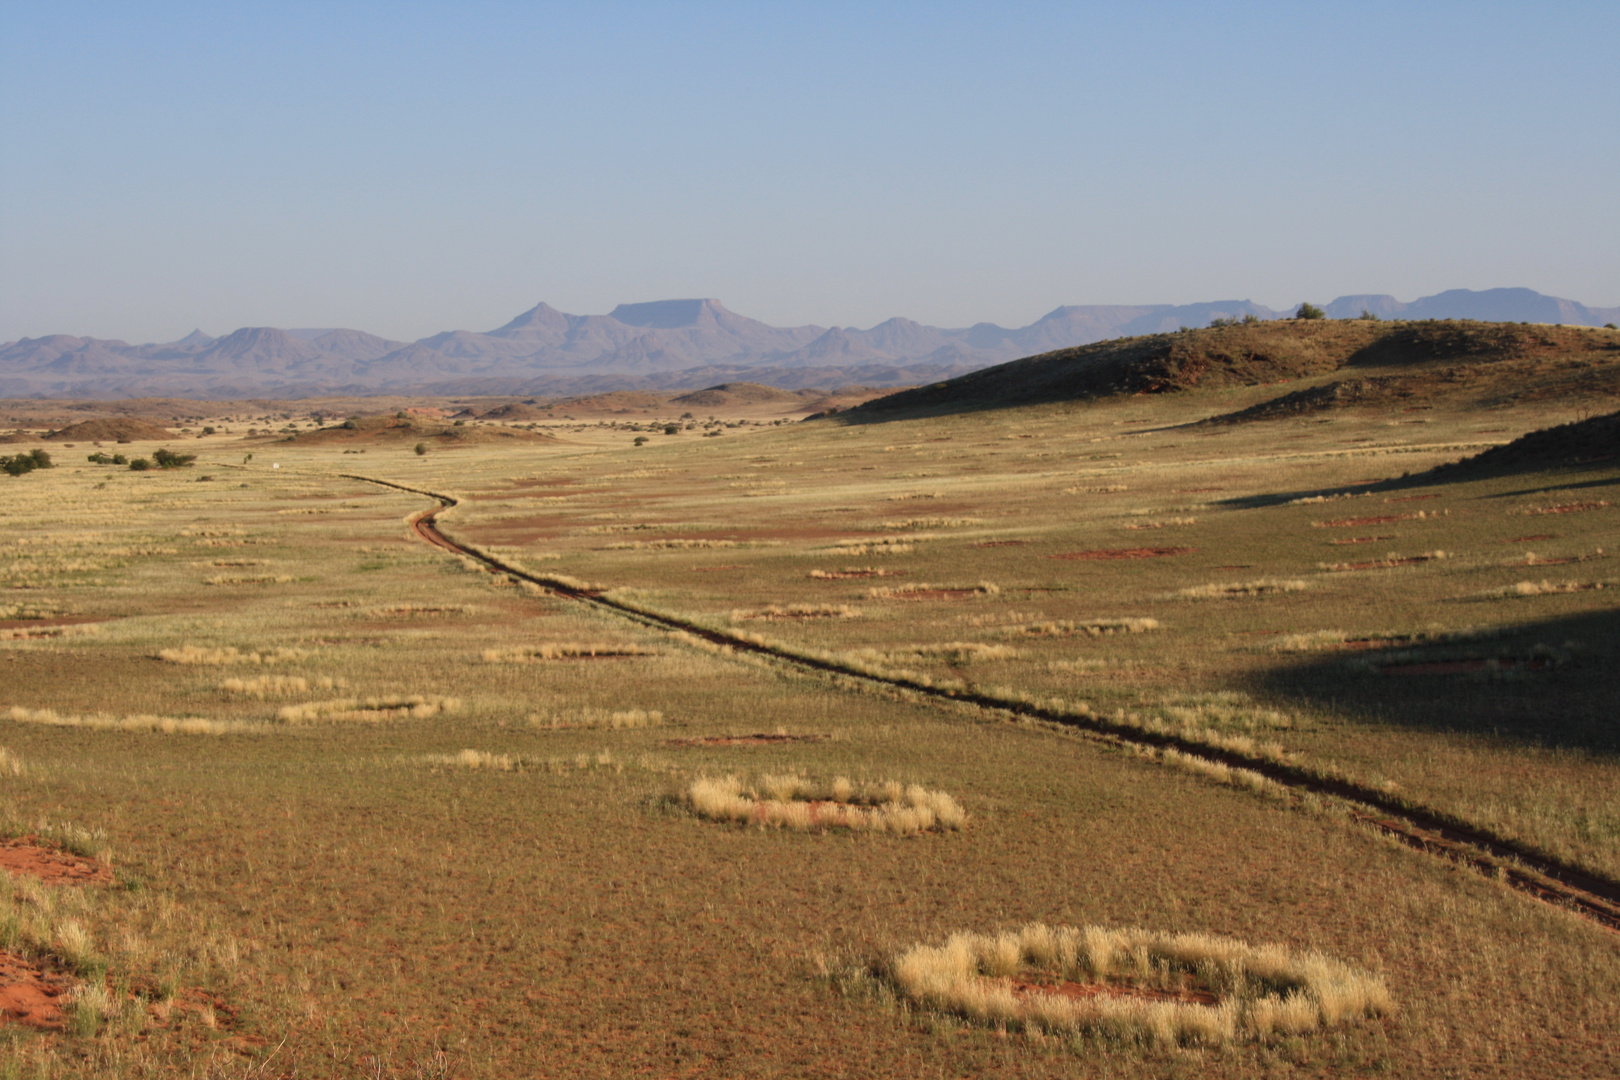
[0,397,1616,1077]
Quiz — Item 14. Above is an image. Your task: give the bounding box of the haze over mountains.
[3,288,1615,400]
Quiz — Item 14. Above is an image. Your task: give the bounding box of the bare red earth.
[1049,547,1195,561]
[0,838,113,886]
[0,952,71,1030]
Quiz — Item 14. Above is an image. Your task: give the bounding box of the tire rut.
[347,473,1620,935]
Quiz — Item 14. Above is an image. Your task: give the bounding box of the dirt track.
[352,473,1620,935]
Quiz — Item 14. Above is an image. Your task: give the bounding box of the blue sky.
[2,2,1616,343]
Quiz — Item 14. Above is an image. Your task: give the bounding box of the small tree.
[633,436,650,446]
[153,448,196,469]
[1360,309,1380,321]
[29,449,52,468]
[1296,303,1326,320]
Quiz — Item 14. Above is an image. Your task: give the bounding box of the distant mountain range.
[2,288,1615,400]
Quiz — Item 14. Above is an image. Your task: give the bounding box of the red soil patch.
[1329,535,1397,545]
[1388,494,1442,502]
[1313,514,1412,527]
[1049,547,1196,561]
[1002,975,1218,1007]
[974,540,1029,548]
[0,837,113,886]
[1527,501,1610,515]
[689,565,743,572]
[1507,534,1557,543]
[664,733,831,747]
[0,951,72,1030]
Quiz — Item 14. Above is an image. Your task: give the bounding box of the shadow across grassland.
[1252,605,1620,755]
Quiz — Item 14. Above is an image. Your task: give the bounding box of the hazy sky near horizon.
[2,2,1616,344]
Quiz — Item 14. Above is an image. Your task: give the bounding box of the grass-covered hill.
[852,319,1620,419]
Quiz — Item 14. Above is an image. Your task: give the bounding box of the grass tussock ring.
[891,923,1392,1046]
[686,774,966,835]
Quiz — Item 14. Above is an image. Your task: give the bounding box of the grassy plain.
[1,336,1618,1077]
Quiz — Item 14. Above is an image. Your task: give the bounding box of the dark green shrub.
[128,458,151,471]
[1296,303,1326,320]
[152,448,196,469]
[29,449,52,468]
[414,442,427,456]
[2,455,36,476]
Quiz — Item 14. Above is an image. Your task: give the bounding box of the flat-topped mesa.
[609,298,730,329]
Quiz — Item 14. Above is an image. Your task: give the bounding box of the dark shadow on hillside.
[1212,463,1620,510]
[1252,606,1620,755]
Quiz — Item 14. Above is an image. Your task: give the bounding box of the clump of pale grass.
[1002,617,1159,637]
[890,923,1392,1046]
[730,604,862,622]
[0,623,102,642]
[366,603,475,617]
[482,642,656,661]
[203,574,295,586]
[846,642,1020,667]
[685,774,966,835]
[220,674,334,697]
[423,749,520,771]
[866,582,1000,599]
[526,708,664,730]
[276,695,460,724]
[6,706,261,736]
[0,746,23,775]
[1473,579,1610,599]
[1317,551,1449,572]
[156,644,309,665]
[1175,579,1311,599]
[879,517,984,529]
[1125,517,1197,530]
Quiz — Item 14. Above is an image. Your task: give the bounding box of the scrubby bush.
[414,442,428,455]
[128,458,151,471]
[153,448,197,468]
[1296,303,1326,320]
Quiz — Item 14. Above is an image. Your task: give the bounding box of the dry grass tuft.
[526,708,664,730]
[730,604,862,622]
[1472,579,1611,599]
[156,645,310,666]
[0,746,23,775]
[1002,617,1160,637]
[685,774,966,834]
[867,582,1001,599]
[1318,551,1449,572]
[890,922,1392,1046]
[1125,517,1197,530]
[482,642,657,661]
[366,604,476,618]
[6,705,262,736]
[1174,579,1311,599]
[220,675,342,697]
[276,695,461,724]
